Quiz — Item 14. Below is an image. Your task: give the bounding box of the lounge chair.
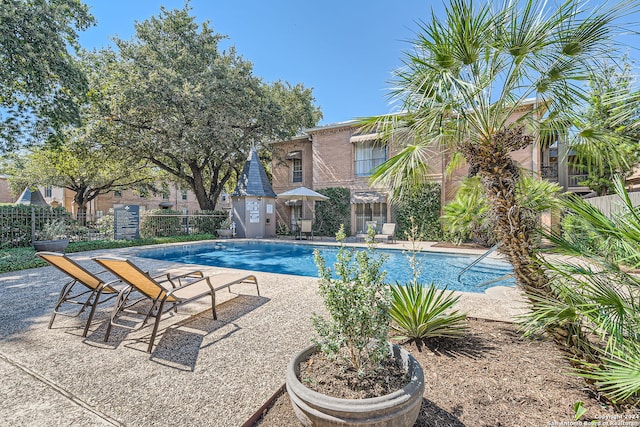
[299,219,314,240]
[356,221,378,242]
[375,223,397,243]
[92,256,259,353]
[37,251,122,337]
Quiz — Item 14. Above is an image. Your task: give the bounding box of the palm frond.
[577,340,640,403]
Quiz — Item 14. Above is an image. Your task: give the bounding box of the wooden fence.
[584,192,640,219]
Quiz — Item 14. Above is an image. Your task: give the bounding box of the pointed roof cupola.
[232,147,276,198]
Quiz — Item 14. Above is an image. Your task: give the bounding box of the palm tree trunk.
[462,127,595,360]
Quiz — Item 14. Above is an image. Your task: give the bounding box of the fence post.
[31,207,36,243]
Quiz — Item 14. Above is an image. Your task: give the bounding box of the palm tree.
[524,177,640,403]
[369,0,636,299]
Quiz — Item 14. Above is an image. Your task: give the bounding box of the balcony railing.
[541,165,558,180]
[568,174,589,187]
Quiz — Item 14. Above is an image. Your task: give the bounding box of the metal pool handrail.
[457,243,502,283]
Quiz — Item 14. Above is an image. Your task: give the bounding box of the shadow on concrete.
[80,294,269,371]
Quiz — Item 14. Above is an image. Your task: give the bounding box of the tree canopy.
[9,51,154,224]
[99,6,321,210]
[572,58,640,195]
[0,0,95,151]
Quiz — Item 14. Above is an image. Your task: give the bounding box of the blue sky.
[78,0,440,125]
[78,1,639,126]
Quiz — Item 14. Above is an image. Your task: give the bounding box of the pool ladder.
[457,243,514,287]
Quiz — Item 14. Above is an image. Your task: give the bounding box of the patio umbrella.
[277,187,329,226]
[276,186,329,202]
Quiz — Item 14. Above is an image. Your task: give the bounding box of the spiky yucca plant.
[389,217,467,349]
[389,283,467,349]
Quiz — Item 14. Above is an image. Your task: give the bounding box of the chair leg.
[210,291,217,320]
[82,289,102,337]
[148,299,167,353]
[104,289,129,342]
[49,280,75,329]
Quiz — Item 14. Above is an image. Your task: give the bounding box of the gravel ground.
[0,241,531,426]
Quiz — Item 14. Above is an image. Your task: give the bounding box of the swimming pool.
[137,241,515,293]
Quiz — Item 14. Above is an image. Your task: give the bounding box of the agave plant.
[390,216,467,349]
[389,282,467,349]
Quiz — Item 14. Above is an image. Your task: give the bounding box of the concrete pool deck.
[0,240,528,426]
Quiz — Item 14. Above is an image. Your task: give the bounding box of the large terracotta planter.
[32,239,69,253]
[286,344,424,426]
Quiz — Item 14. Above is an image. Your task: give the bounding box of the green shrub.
[441,177,492,245]
[95,215,115,239]
[314,187,351,236]
[312,225,390,376]
[192,210,226,234]
[35,219,68,240]
[389,217,467,348]
[389,283,467,347]
[140,209,183,238]
[393,183,442,241]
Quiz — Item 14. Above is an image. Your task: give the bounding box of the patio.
[0,243,526,426]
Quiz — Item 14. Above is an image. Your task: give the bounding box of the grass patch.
[0,234,216,274]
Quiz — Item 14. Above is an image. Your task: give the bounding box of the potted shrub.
[286,225,424,426]
[216,218,233,238]
[33,219,70,253]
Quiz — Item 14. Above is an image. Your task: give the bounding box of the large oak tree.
[0,0,95,151]
[100,6,321,210]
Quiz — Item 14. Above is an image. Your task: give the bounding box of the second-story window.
[44,186,52,198]
[292,158,302,183]
[181,189,188,201]
[354,140,386,176]
[114,190,122,198]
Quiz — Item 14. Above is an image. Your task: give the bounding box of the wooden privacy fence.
[585,192,640,219]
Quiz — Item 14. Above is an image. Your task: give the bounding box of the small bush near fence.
[0,205,71,249]
[139,209,227,238]
[140,209,183,238]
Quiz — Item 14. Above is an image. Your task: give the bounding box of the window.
[355,203,387,233]
[44,186,52,198]
[354,141,386,176]
[292,158,302,183]
[181,189,188,201]
[162,192,169,200]
[114,190,122,198]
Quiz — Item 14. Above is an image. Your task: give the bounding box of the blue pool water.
[138,241,515,293]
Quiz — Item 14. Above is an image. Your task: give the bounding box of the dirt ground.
[253,318,640,426]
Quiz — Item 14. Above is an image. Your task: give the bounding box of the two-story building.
[0,174,231,221]
[271,99,577,236]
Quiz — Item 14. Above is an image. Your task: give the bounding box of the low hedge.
[0,234,215,274]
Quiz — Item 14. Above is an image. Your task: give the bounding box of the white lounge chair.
[375,223,396,243]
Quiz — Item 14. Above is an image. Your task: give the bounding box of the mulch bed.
[253,318,640,426]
